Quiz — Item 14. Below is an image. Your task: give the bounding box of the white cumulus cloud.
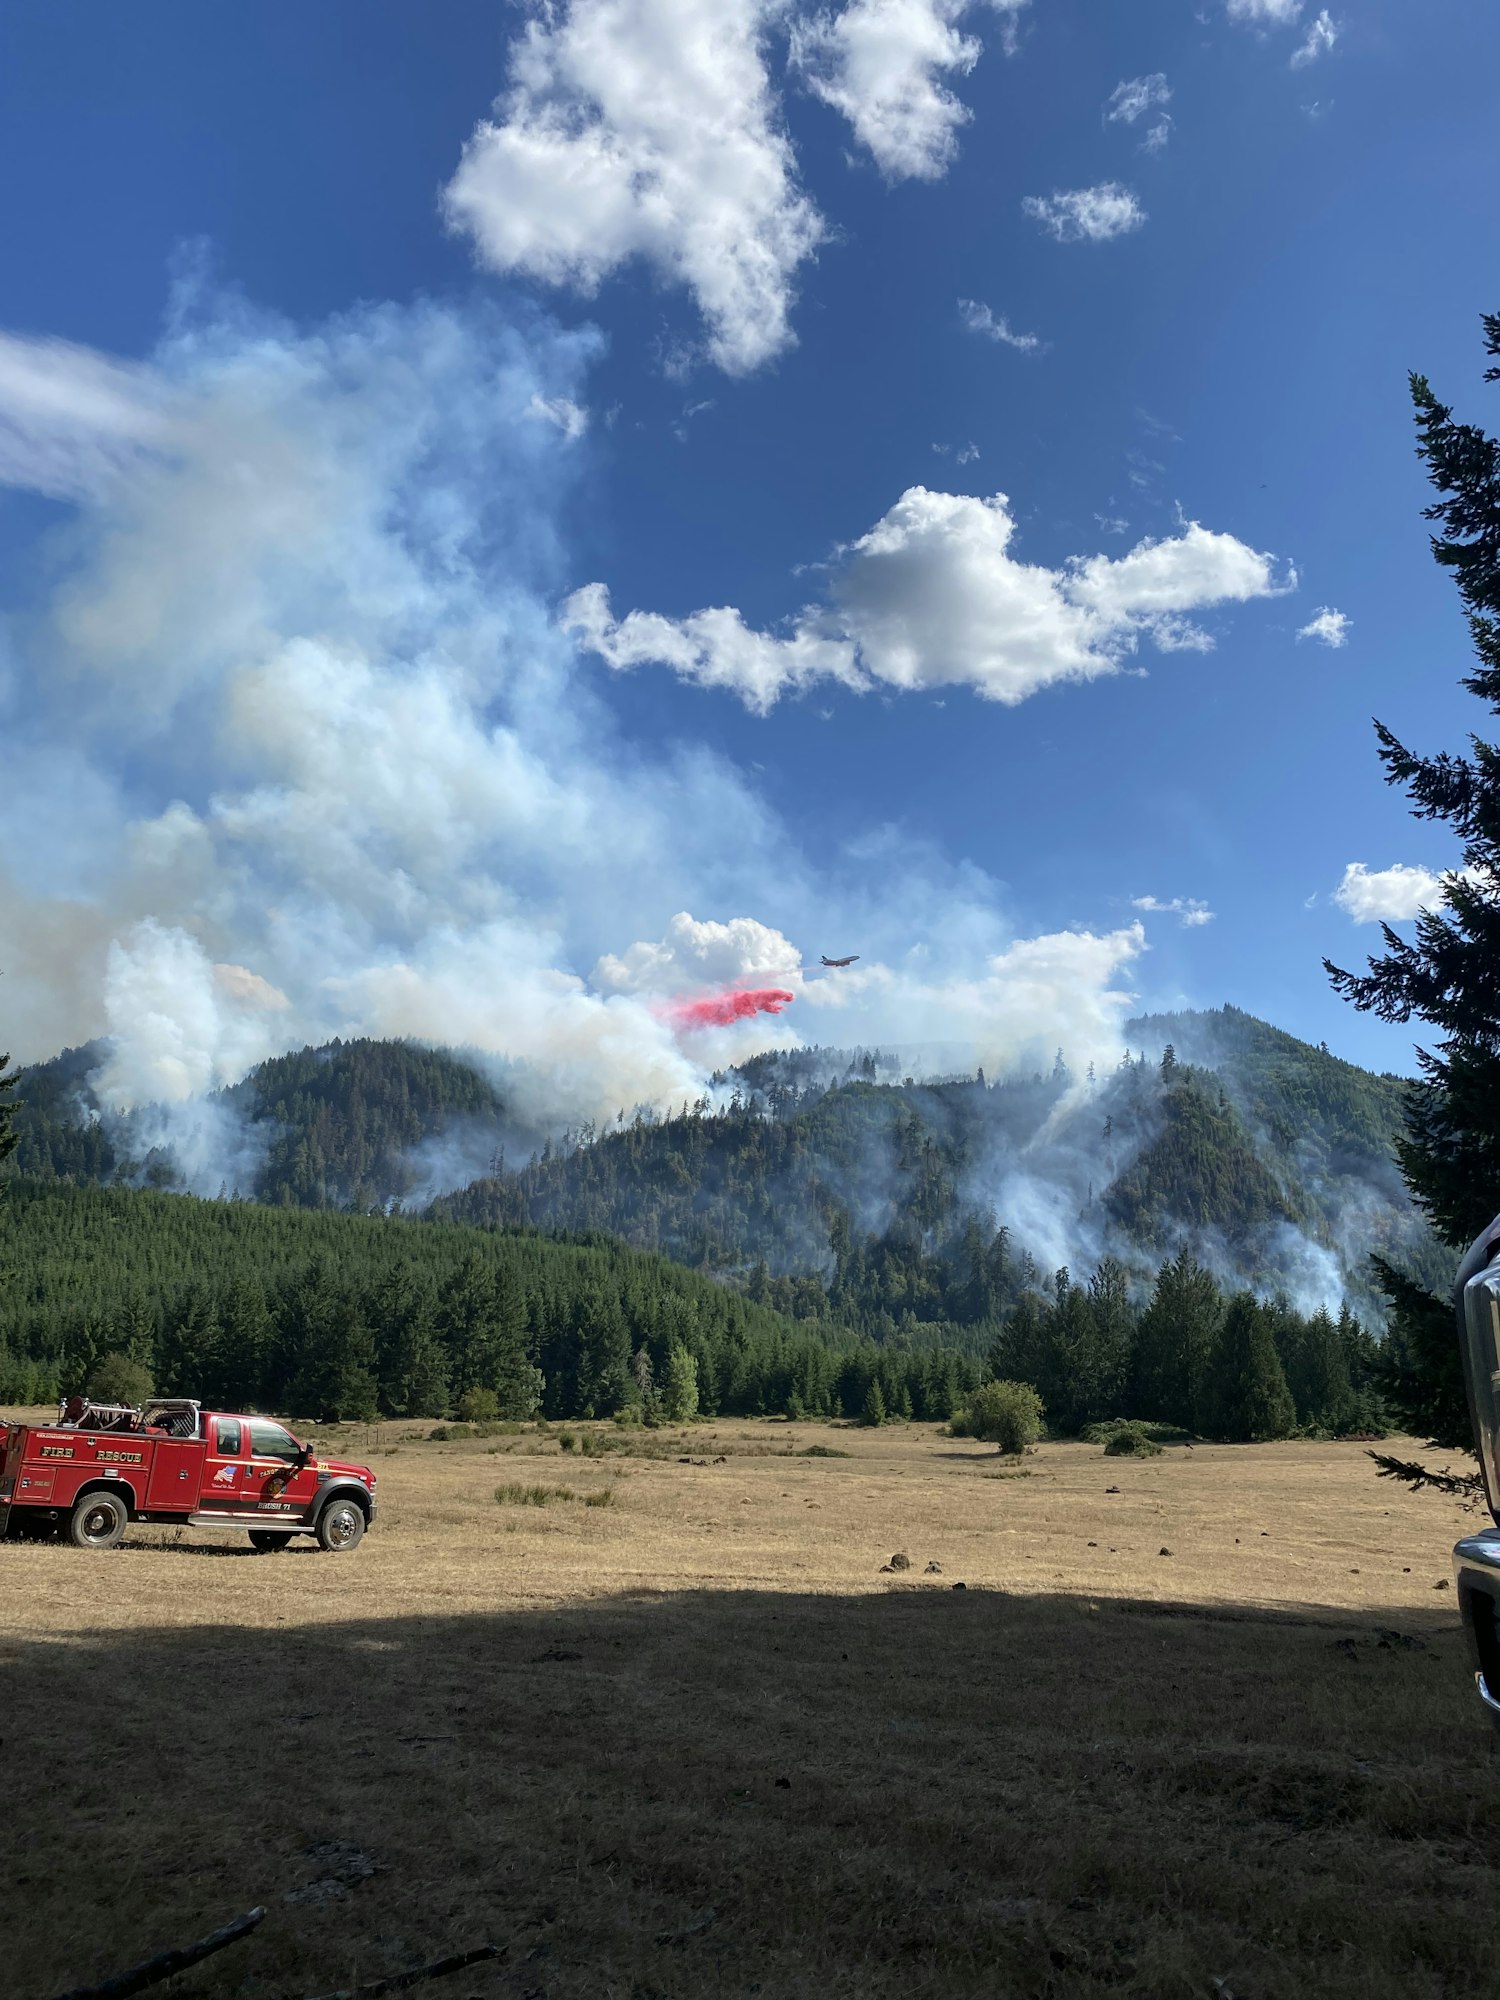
[958,298,1043,351]
[1131,895,1215,928]
[567,486,1292,713]
[1332,862,1451,923]
[593,911,803,992]
[442,0,824,375]
[1290,9,1338,67]
[1022,183,1145,244]
[1297,605,1350,647]
[790,0,1027,182]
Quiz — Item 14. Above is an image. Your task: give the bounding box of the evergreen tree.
[1130,1250,1222,1429]
[490,1263,543,1420]
[0,1049,18,1187]
[277,1259,378,1421]
[1326,314,1500,1472]
[208,1276,273,1410]
[155,1284,221,1398]
[861,1377,887,1426]
[1281,1304,1357,1433]
[368,1263,448,1418]
[1207,1294,1296,1442]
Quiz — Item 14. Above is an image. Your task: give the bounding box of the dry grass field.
[2,1414,1495,2000]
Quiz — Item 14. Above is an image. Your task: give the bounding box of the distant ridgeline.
[6,1008,1446,1333]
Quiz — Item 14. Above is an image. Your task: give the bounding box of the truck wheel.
[248,1530,294,1552]
[316,1497,366,1552]
[69,1491,129,1549]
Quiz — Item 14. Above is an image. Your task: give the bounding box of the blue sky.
[1,0,1497,1116]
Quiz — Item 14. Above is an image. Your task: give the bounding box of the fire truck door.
[200,1416,248,1511]
[244,1419,319,1518]
[145,1441,204,1510]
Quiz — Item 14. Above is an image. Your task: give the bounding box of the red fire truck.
[0,1397,377,1551]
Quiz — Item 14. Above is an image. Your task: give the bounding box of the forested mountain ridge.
[9,1037,517,1208]
[6,1007,1437,1315]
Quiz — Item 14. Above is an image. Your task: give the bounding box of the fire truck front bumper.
[1454,1528,1500,1724]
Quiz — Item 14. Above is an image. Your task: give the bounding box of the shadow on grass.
[6,1582,1492,2000]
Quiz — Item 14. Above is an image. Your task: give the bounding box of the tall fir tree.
[1129,1250,1222,1429]
[1325,314,1500,1473]
[1207,1294,1297,1443]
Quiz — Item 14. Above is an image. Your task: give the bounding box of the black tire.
[315,1496,366,1553]
[248,1529,295,1552]
[69,1491,129,1549]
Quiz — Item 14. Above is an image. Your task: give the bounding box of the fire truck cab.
[0,1397,377,1552]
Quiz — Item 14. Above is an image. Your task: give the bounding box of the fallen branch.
[296,1943,505,2000]
[51,1907,266,2000]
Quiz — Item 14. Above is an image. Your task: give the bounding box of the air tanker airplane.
[820,954,859,968]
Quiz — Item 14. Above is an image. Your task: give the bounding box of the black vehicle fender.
[309,1479,372,1526]
[72,1476,140,1517]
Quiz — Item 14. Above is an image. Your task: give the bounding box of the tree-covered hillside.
[0,1175,967,1425]
[10,1038,517,1208]
[6,1009,1442,1319]
[0,1176,1384,1443]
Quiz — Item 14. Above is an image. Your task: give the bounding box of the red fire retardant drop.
[669,987,796,1030]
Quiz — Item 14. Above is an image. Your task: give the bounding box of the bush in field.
[87,1350,154,1406]
[456,1387,500,1422]
[495,1481,575,1506]
[1103,1423,1163,1458]
[951,1380,1044,1455]
[1079,1418,1194,1446]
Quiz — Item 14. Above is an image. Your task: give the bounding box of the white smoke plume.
[0,277,1176,1152]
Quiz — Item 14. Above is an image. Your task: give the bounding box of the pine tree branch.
[1367,1450,1484,1499]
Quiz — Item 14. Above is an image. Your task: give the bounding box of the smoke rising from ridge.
[0,274,1180,1149]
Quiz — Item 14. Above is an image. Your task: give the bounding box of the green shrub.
[951,1380,1044,1455]
[800,1444,851,1458]
[582,1486,617,1508]
[1080,1418,1194,1446]
[558,1431,577,1452]
[456,1387,500,1422]
[1103,1424,1163,1458]
[87,1350,154,1406]
[494,1482,575,1506]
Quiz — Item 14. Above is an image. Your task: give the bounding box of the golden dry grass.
[2,1415,1494,1999]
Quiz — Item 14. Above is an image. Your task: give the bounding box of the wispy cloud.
[958,298,1043,351]
[1132,895,1215,928]
[1022,183,1145,244]
[1290,8,1338,65]
[1104,74,1171,126]
[527,392,589,440]
[1225,0,1303,24]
